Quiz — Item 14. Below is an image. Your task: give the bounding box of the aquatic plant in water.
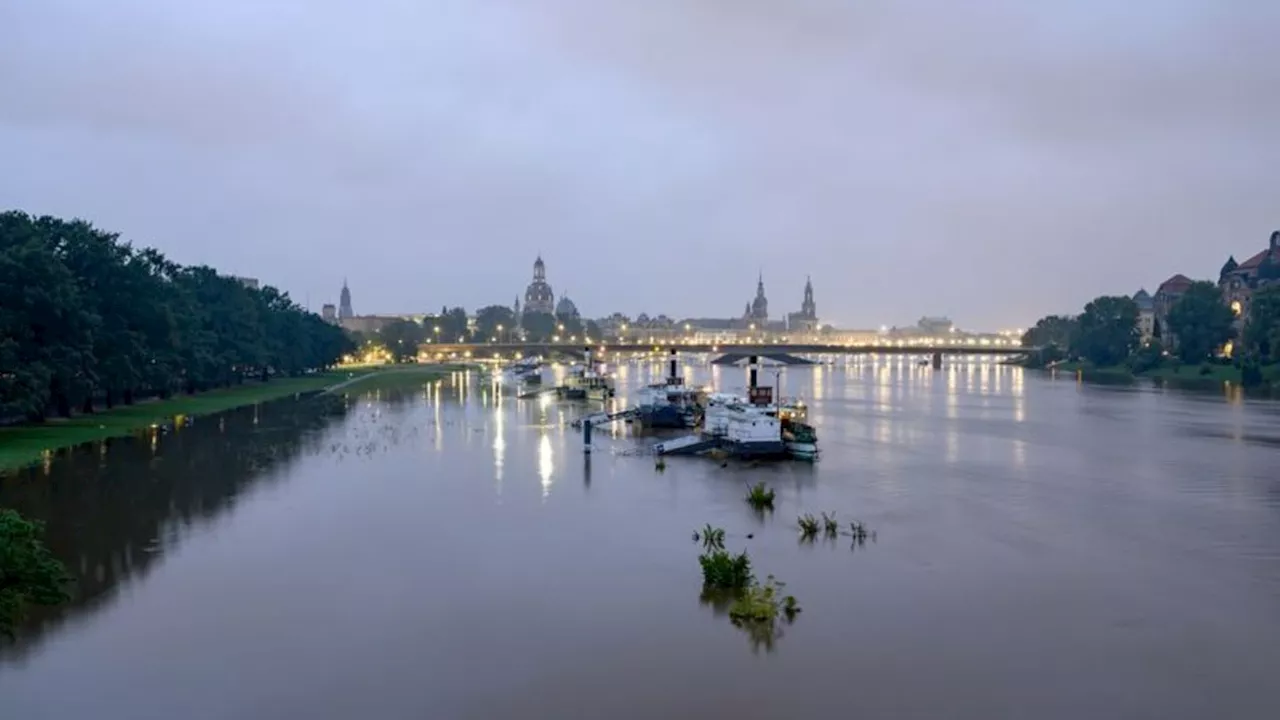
[821,511,839,537]
[797,513,820,539]
[728,575,800,624]
[699,549,753,590]
[744,482,776,510]
[693,524,726,551]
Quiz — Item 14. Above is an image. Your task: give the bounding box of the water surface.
[2,359,1278,719]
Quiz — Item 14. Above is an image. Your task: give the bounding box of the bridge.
[418,341,1029,358]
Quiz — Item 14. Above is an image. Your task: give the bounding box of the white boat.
[702,391,786,458]
[702,389,817,459]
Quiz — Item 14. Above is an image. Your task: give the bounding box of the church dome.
[523,255,554,314]
[556,295,579,318]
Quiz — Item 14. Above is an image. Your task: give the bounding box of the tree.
[1021,315,1077,351]
[1244,285,1280,361]
[474,305,516,342]
[379,319,425,362]
[521,311,557,342]
[1167,281,1235,363]
[0,509,70,639]
[584,320,603,342]
[1070,296,1138,367]
[0,211,353,421]
[555,312,584,340]
[1127,339,1166,373]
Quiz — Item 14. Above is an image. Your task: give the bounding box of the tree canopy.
[1166,281,1235,363]
[0,211,353,422]
[1021,315,1077,351]
[474,305,516,342]
[379,319,426,362]
[1070,295,1139,367]
[521,311,557,342]
[423,307,469,343]
[1244,285,1280,361]
[0,509,70,639]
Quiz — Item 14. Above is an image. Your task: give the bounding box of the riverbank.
[1045,360,1280,386]
[0,364,462,472]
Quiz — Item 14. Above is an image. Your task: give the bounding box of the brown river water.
[2,358,1279,719]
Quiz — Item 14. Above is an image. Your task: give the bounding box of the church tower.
[749,271,768,322]
[338,279,354,320]
[801,276,816,318]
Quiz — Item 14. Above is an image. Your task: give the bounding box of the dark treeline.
[0,211,353,421]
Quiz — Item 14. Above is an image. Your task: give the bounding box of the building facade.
[1219,230,1280,336]
[1132,289,1155,342]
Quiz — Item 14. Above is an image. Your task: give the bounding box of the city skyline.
[3,1,1277,328]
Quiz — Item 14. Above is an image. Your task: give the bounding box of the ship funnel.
[584,346,592,369]
[748,355,758,389]
[669,348,678,380]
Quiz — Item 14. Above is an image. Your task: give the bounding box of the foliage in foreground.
[0,509,70,639]
[698,549,753,590]
[744,482,775,510]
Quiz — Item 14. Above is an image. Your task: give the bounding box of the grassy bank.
[0,364,462,472]
[1045,360,1280,386]
[1046,362,1135,381]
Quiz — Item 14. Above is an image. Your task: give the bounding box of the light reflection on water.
[2,357,1279,720]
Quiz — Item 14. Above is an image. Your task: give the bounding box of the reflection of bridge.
[420,342,1029,358]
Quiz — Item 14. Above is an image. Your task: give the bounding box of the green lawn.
[0,364,461,472]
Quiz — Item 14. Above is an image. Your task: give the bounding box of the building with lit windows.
[1219,230,1280,336]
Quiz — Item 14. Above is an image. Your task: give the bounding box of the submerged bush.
[699,549,753,590]
[744,482,775,510]
[728,575,799,623]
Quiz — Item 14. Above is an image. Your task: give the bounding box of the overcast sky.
[2,0,1276,329]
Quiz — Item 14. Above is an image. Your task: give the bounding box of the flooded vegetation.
[2,359,1280,718]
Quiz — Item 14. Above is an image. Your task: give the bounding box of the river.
[2,358,1279,719]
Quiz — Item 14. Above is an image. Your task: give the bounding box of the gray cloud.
[2,0,1275,328]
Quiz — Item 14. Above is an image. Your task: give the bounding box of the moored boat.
[635,351,702,428]
[558,348,615,401]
